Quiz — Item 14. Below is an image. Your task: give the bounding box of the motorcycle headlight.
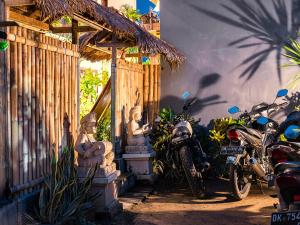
[173,126,191,137]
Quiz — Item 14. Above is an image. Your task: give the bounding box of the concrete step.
[119,186,154,210]
[116,172,136,196]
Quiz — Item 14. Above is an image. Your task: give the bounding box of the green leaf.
[0,40,8,52]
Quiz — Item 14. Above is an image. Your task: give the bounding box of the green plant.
[207,117,246,177]
[100,70,109,87]
[120,4,141,22]
[36,146,99,225]
[209,117,245,145]
[80,69,101,118]
[283,36,300,89]
[96,110,111,142]
[52,16,72,26]
[0,40,8,52]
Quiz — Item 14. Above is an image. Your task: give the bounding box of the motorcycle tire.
[179,146,205,198]
[230,164,251,200]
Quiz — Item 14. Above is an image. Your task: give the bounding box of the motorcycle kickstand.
[258,180,265,195]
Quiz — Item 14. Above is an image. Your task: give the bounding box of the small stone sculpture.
[123,106,156,182]
[75,112,122,216]
[75,112,115,176]
[127,106,151,146]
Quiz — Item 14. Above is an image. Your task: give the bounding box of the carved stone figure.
[127,106,151,146]
[123,106,156,182]
[75,112,114,169]
[75,112,121,216]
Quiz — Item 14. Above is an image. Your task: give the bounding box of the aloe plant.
[36,147,99,225]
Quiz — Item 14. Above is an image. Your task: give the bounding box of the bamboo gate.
[114,59,161,149]
[0,26,79,197]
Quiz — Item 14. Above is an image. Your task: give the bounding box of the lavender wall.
[160,0,300,125]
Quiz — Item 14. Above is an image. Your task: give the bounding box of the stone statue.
[75,112,114,168]
[127,106,151,146]
[123,106,156,182]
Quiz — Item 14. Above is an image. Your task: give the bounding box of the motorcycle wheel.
[179,146,205,198]
[229,163,251,200]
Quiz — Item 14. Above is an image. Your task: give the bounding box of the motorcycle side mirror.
[284,125,300,140]
[228,106,240,114]
[181,91,191,100]
[276,89,288,98]
[256,116,269,125]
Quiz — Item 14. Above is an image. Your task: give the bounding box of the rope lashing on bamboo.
[0,31,8,52]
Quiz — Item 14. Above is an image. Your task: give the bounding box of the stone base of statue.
[125,145,152,154]
[122,151,156,183]
[78,169,122,217]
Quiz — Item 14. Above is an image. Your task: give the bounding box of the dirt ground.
[115,178,277,225]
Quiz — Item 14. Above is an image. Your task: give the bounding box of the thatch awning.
[33,0,186,68]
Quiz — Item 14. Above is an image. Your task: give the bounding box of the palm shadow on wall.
[160,73,227,115]
[187,0,300,83]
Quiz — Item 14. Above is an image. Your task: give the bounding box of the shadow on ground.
[99,178,277,225]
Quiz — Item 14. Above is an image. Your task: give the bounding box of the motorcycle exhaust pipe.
[249,158,266,179]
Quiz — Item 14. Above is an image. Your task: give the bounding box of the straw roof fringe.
[34,0,186,68]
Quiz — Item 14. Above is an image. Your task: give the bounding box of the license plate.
[271,211,300,225]
[220,146,244,155]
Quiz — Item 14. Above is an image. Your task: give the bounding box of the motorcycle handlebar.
[183,97,197,111]
[248,101,288,116]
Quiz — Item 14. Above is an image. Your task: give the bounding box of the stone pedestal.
[122,151,156,183]
[78,169,122,217]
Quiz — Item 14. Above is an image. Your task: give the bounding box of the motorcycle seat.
[275,162,300,175]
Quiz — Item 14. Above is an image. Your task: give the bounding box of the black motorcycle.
[264,112,300,214]
[221,89,288,200]
[170,97,210,198]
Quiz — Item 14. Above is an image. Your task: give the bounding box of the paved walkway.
[102,178,277,225]
[129,179,276,225]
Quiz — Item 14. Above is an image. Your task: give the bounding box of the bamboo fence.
[1,27,79,197]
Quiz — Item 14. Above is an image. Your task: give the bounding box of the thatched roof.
[33,0,186,68]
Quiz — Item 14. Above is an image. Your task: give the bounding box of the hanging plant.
[0,40,8,52]
[0,31,8,52]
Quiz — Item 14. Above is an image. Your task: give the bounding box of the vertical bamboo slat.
[157,65,161,112]
[6,26,12,188]
[36,33,42,179]
[10,27,19,186]
[71,47,75,136]
[17,27,24,186]
[149,65,154,122]
[49,38,54,162]
[27,30,33,183]
[41,34,46,175]
[54,39,59,155]
[22,28,29,186]
[31,32,36,181]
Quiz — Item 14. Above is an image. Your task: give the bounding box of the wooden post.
[71,19,78,45]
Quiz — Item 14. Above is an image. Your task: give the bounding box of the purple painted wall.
[161,0,300,125]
